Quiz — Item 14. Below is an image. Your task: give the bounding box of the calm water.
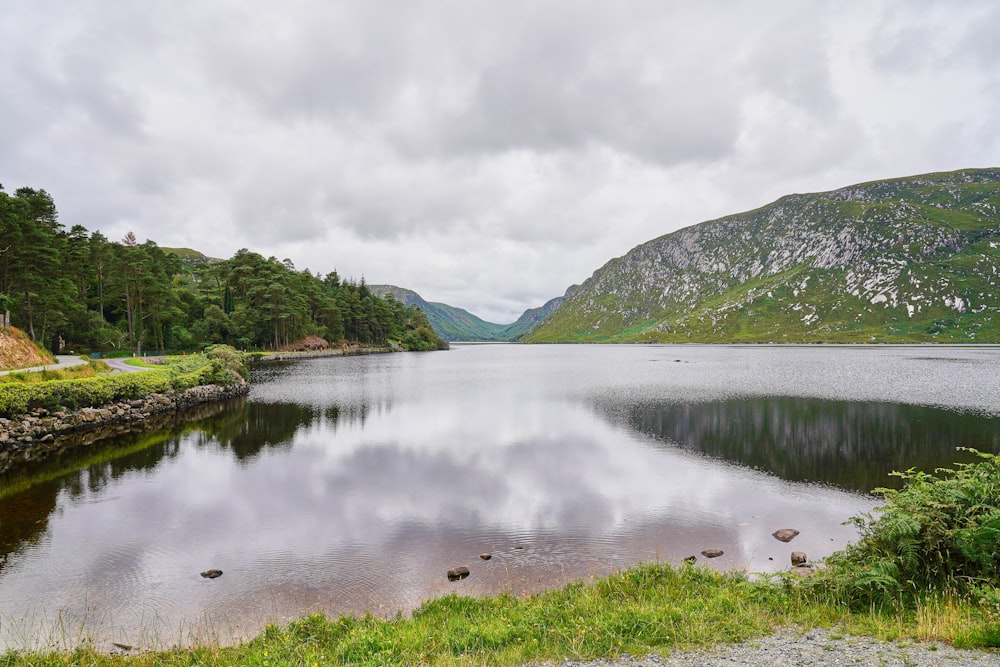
[1,344,999,650]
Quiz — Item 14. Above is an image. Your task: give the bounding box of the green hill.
[370,286,563,341]
[526,168,1000,343]
[162,247,218,267]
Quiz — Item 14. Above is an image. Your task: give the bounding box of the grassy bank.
[2,455,997,665]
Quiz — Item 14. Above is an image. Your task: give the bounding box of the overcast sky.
[2,1,998,322]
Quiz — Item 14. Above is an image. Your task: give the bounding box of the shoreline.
[248,344,396,363]
[0,380,249,476]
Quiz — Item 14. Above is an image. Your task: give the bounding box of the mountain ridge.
[526,168,1000,343]
[370,285,564,341]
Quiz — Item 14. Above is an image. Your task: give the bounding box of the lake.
[1,344,999,650]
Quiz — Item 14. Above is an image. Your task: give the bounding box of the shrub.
[202,344,248,385]
[0,371,173,418]
[816,449,1000,607]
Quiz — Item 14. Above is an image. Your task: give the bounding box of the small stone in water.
[772,528,800,543]
[447,566,470,581]
[480,553,492,560]
[701,549,724,558]
[200,569,223,579]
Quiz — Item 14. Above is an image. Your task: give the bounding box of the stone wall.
[0,381,249,475]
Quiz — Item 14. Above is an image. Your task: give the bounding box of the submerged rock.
[200,569,223,579]
[480,553,492,560]
[447,566,470,581]
[772,528,800,543]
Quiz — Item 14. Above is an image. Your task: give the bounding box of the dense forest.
[0,185,447,354]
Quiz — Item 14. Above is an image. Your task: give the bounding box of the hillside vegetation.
[526,168,1000,343]
[0,326,54,370]
[0,186,446,354]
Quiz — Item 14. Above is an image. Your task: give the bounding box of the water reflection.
[1,345,998,651]
[602,398,1000,492]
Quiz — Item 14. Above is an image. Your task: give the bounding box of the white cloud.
[1,0,998,322]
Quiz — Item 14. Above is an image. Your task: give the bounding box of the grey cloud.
[1,0,998,321]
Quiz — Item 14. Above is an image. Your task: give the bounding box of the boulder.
[790,565,814,577]
[772,528,800,543]
[701,549,724,558]
[447,566,470,581]
[791,551,807,566]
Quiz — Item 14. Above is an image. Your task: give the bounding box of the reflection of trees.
[607,398,1000,492]
[205,402,315,462]
[0,483,57,574]
[0,396,382,569]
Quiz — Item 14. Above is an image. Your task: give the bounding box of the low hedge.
[0,370,173,418]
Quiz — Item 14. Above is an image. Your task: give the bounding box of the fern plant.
[816,449,1000,607]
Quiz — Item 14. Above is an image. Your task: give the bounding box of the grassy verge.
[2,453,997,665]
[122,358,163,368]
[0,360,111,384]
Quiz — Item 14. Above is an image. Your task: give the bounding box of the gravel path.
[0,354,87,376]
[556,628,1000,666]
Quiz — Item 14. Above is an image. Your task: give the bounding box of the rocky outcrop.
[0,381,248,475]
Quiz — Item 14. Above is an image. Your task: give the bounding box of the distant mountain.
[370,285,564,341]
[526,168,1000,343]
[500,291,571,340]
[162,247,219,267]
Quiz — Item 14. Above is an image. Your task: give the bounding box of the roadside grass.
[0,360,111,384]
[122,358,163,368]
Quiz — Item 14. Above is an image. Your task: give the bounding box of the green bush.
[203,344,248,385]
[0,371,173,418]
[816,449,1000,607]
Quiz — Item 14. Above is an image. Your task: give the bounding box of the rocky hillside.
[526,168,1000,343]
[0,327,55,369]
[370,285,564,341]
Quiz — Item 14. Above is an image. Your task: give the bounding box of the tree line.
[0,185,447,354]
